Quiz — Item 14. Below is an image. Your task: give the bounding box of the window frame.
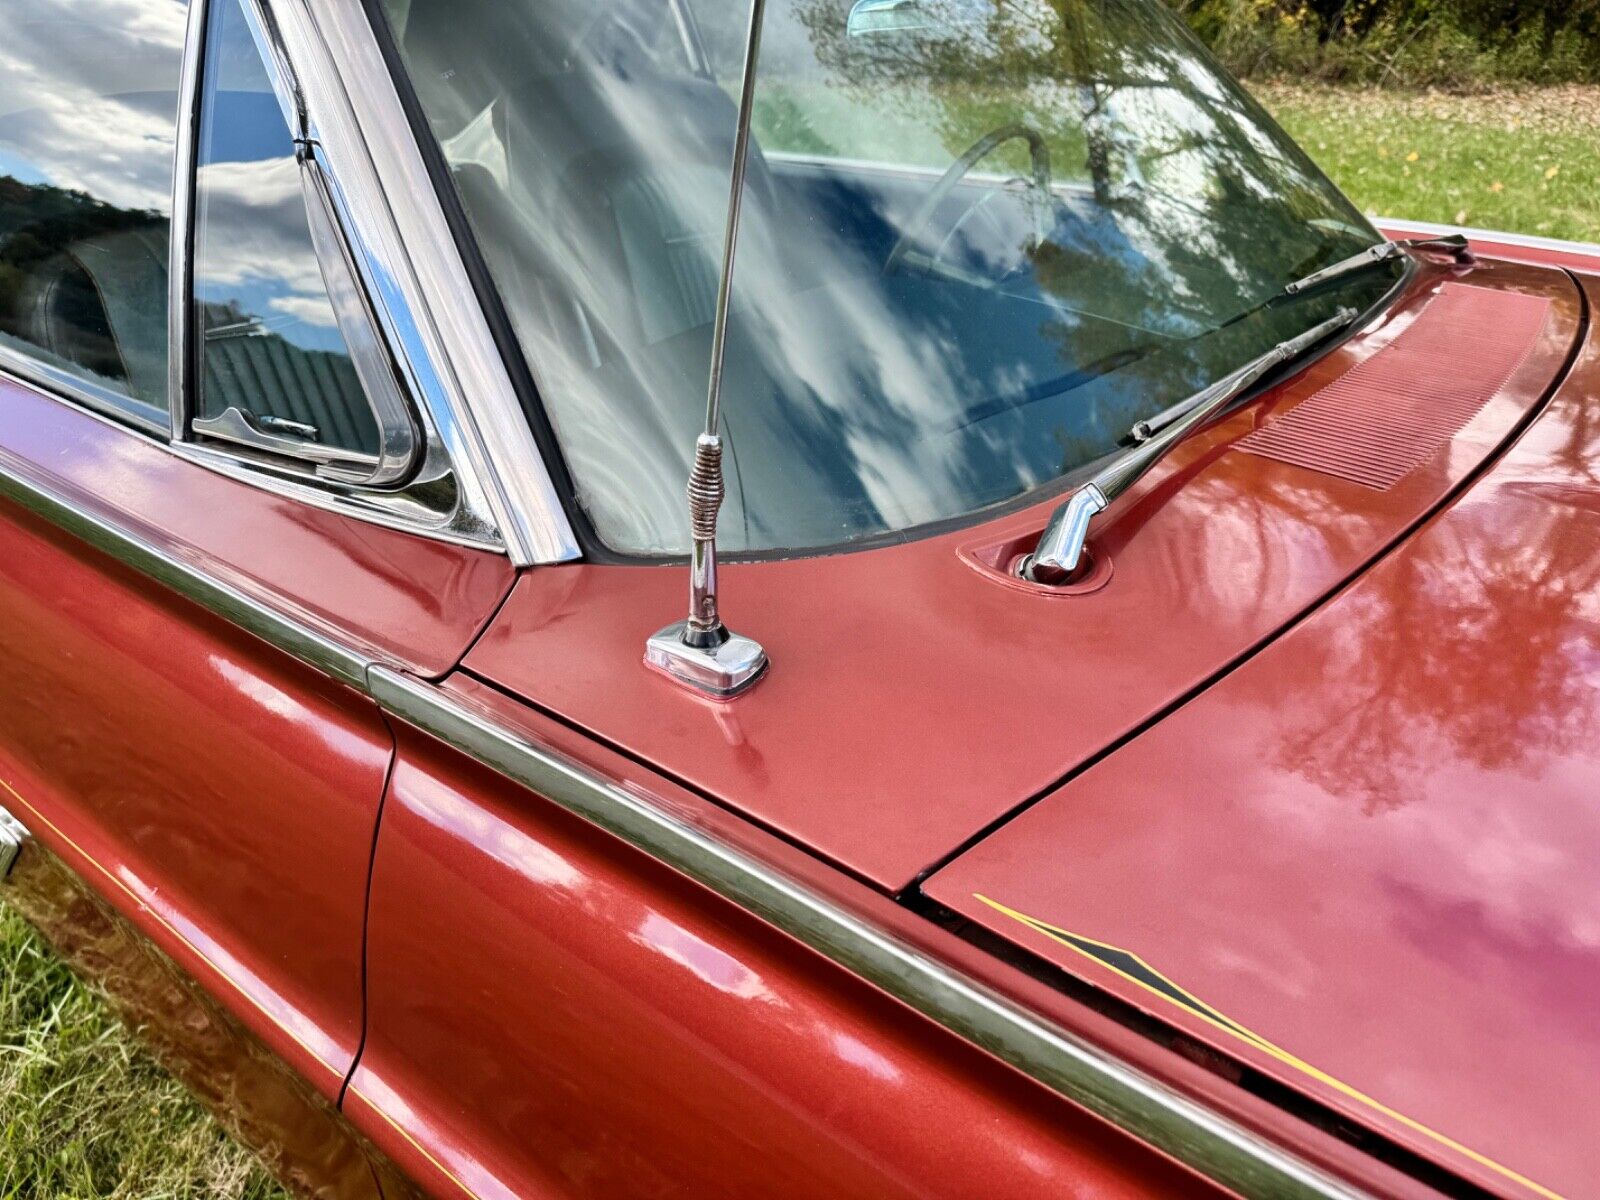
[0,0,580,565]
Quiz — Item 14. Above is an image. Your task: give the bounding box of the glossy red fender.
[0,374,514,1093]
[926,270,1600,1200]
[345,707,1234,1200]
[465,258,1583,893]
[0,376,516,680]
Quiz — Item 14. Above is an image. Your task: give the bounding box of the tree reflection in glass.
[0,0,188,422]
[382,0,1397,554]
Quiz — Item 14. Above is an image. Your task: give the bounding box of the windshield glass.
[378,0,1400,556]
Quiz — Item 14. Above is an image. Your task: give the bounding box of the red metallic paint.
[0,376,516,680]
[1,232,1591,1200]
[345,714,1232,1200]
[925,272,1600,1200]
[465,259,1582,893]
[0,374,512,1094]
[363,676,1446,1200]
[2,843,414,1200]
[0,499,382,1088]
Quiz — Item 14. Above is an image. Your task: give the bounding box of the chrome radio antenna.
[644,0,770,698]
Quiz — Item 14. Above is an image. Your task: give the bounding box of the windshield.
[378,0,1400,556]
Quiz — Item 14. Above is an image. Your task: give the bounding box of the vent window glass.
[190,0,398,477]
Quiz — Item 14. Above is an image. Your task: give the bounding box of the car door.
[0,0,518,1187]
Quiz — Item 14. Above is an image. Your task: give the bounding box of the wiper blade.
[1124,235,1464,449]
[1283,234,1472,297]
[1024,307,1360,584]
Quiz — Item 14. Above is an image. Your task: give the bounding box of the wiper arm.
[1124,384,1217,445]
[1284,234,1472,297]
[1024,307,1359,585]
[1122,236,1463,448]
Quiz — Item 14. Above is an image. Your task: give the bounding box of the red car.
[1,0,1597,1196]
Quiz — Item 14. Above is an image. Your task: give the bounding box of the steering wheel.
[886,123,1053,279]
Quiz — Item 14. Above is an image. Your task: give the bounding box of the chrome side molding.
[0,459,370,691]
[0,803,30,880]
[0,450,1368,1199]
[368,665,1367,1200]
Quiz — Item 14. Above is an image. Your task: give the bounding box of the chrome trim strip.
[169,440,496,549]
[1377,216,1600,261]
[368,664,1370,1200]
[0,456,369,690]
[0,347,169,438]
[297,0,580,566]
[0,435,1369,1196]
[297,143,423,486]
[245,0,309,138]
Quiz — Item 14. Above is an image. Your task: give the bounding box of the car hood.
[924,269,1600,1198]
[466,259,1583,893]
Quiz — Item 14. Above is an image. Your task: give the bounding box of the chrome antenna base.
[646,620,768,698]
[645,433,769,698]
[643,0,772,700]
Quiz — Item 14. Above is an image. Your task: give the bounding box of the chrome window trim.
[169,0,207,441]
[157,0,504,551]
[0,443,1368,1199]
[293,141,423,486]
[283,0,580,566]
[0,348,171,439]
[1378,216,1600,261]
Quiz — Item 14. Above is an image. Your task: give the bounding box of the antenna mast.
[644,0,770,698]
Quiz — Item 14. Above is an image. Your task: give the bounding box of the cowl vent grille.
[1236,283,1550,489]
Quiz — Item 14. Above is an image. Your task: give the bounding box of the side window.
[0,0,189,428]
[189,0,415,484]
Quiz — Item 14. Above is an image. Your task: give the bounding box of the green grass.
[751,78,1600,244]
[1253,83,1600,243]
[0,902,286,1199]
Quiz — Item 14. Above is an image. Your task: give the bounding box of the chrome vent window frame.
[184,0,425,487]
[265,0,579,565]
[0,0,579,558]
[157,0,572,557]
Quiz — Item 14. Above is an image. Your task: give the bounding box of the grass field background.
[1,82,1595,1197]
[1260,84,1600,242]
[0,903,285,1199]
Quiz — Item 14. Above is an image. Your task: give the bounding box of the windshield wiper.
[1122,233,1463,450]
[1283,234,1472,298]
[1023,307,1360,584]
